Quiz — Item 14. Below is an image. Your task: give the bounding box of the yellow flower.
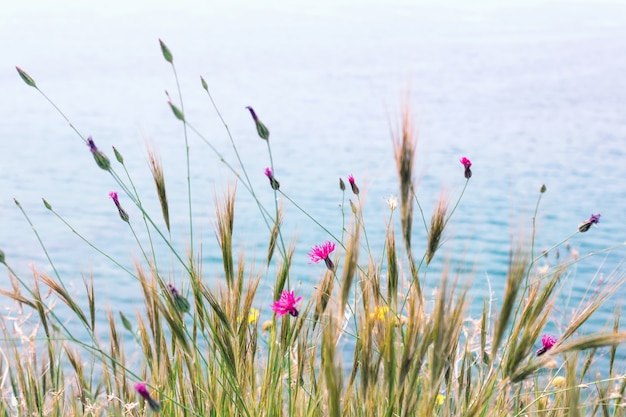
[370,306,389,322]
[436,394,446,405]
[551,376,566,389]
[248,308,259,324]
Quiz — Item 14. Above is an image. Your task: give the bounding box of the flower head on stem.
[135,382,161,412]
[308,241,336,271]
[578,213,601,233]
[536,334,557,356]
[460,156,472,179]
[272,290,302,317]
[264,167,280,190]
[109,191,129,222]
[348,174,360,195]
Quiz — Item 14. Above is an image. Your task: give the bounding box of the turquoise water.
[2,1,626,347]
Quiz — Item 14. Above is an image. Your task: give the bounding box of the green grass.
[2,43,626,416]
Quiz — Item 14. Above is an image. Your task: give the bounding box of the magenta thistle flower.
[460,156,472,179]
[264,167,280,190]
[347,174,360,195]
[135,382,161,412]
[536,334,557,356]
[308,241,336,271]
[109,191,129,223]
[578,213,601,233]
[272,289,303,317]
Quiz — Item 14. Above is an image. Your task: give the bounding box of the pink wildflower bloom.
[308,241,336,271]
[536,334,557,356]
[109,191,120,205]
[460,156,472,179]
[135,382,161,412]
[347,174,359,195]
[264,167,280,190]
[272,289,303,317]
[109,191,129,222]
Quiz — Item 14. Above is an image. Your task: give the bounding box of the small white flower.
[386,195,398,211]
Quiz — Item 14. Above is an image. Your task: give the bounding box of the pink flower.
[536,334,557,356]
[347,174,360,195]
[460,157,472,179]
[135,382,161,412]
[264,167,280,190]
[308,241,336,271]
[109,191,129,222]
[272,290,303,317]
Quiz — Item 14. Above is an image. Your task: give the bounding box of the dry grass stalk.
[426,195,448,265]
[391,100,418,252]
[147,145,170,232]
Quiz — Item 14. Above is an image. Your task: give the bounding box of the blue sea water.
[1,0,626,355]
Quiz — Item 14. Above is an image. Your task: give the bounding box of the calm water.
[2,1,626,348]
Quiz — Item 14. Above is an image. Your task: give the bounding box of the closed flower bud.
[339,178,346,191]
[158,38,173,63]
[16,66,37,88]
[42,198,52,210]
[113,146,124,164]
[246,106,270,140]
[0,249,5,265]
[540,184,547,193]
[109,192,130,223]
[87,137,111,171]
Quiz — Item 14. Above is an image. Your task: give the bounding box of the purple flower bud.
[87,136,111,171]
[109,191,129,222]
[246,106,270,140]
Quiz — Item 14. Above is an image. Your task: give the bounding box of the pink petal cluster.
[536,334,557,356]
[460,156,472,179]
[308,241,336,270]
[135,382,161,412]
[272,289,303,317]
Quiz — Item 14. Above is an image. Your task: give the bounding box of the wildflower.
[248,308,260,324]
[246,106,270,140]
[308,241,336,271]
[87,137,111,171]
[134,382,161,412]
[109,192,130,223]
[386,195,398,211]
[370,306,389,322]
[536,334,557,356]
[436,394,446,406]
[339,177,346,191]
[166,283,190,313]
[578,213,601,233]
[272,289,302,317]
[551,376,566,389]
[348,174,360,195]
[264,167,280,190]
[460,156,472,179]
